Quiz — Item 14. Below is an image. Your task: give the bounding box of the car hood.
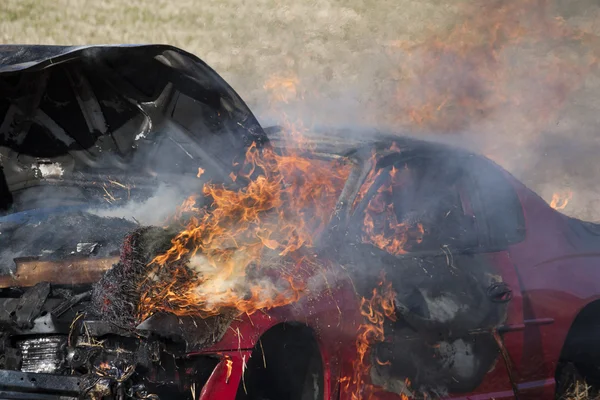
[0,44,265,139]
[0,44,267,210]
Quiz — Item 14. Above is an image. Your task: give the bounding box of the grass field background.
[2,0,600,220]
[0,0,466,110]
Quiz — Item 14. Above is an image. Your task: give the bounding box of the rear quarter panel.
[507,178,600,398]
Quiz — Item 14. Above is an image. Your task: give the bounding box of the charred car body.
[0,45,599,400]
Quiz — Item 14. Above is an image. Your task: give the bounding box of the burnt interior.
[325,144,517,396]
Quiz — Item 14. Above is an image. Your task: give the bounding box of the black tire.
[556,303,600,398]
[556,362,580,399]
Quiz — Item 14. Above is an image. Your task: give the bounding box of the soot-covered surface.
[0,212,137,273]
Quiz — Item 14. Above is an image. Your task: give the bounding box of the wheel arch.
[559,299,600,359]
[236,321,325,400]
[556,298,600,393]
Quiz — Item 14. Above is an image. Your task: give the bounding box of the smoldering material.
[0,212,136,273]
[88,183,193,226]
[89,226,177,329]
[89,226,240,351]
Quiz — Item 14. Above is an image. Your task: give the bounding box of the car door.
[463,156,542,399]
[340,150,523,398]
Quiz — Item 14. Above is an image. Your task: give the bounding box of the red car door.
[467,159,562,399]
[343,150,524,399]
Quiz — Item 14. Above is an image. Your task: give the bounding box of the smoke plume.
[257,0,600,222]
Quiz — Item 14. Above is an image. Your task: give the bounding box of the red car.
[0,45,598,400]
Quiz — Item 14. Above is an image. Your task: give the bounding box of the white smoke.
[88,183,190,226]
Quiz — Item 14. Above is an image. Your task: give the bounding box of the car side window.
[355,156,479,254]
[465,157,525,248]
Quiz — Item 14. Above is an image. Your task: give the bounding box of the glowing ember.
[225,356,233,383]
[98,362,111,370]
[550,190,573,210]
[375,358,391,366]
[197,167,205,178]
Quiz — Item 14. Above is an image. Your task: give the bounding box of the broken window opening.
[354,155,479,255]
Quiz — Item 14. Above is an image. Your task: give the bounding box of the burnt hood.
[0,45,267,212]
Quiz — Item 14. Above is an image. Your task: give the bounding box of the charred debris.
[0,45,266,399]
[0,45,513,399]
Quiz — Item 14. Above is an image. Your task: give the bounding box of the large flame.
[138,138,351,319]
[136,121,422,398]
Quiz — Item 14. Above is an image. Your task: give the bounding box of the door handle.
[487,282,513,303]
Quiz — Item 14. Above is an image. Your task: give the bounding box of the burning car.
[0,45,599,400]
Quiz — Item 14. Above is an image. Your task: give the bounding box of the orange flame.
[550,190,573,210]
[225,356,233,383]
[362,165,424,255]
[137,137,350,320]
[348,278,402,400]
[352,151,380,211]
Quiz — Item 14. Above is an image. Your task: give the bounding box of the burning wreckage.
[1,45,600,400]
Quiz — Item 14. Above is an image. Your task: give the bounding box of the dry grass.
[2,0,600,221]
[561,379,600,400]
[0,0,464,110]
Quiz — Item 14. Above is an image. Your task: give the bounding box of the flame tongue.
[137,142,350,320]
[349,278,407,400]
[550,189,573,210]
